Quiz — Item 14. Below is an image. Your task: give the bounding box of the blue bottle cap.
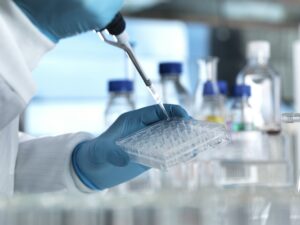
[217,80,228,95]
[203,81,217,96]
[108,80,133,92]
[159,62,183,75]
[233,85,251,97]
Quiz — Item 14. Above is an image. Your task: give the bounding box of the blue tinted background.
[24,18,210,136]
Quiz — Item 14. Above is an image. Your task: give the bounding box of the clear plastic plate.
[116,118,231,169]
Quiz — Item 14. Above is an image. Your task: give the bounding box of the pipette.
[281,113,300,123]
[96,13,170,120]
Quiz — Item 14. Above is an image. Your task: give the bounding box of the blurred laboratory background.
[12,0,300,224]
[23,0,299,135]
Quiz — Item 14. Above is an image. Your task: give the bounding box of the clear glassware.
[4,187,300,225]
[198,57,219,82]
[198,131,295,188]
[217,80,228,100]
[281,112,300,123]
[193,57,219,117]
[158,62,193,191]
[159,62,190,109]
[104,80,135,128]
[198,81,226,123]
[218,80,230,125]
[236,41,281,133]
[230,85,254,132]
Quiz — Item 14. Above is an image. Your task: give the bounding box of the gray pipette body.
[115,33,170,120]
[97,14,170,120]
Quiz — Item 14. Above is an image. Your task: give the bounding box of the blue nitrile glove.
[72,104,190,190]
[13,0,123,42]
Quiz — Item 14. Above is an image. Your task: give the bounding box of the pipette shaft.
[97,34,170,120]
[115,34,170,120]
[97,13,170,120]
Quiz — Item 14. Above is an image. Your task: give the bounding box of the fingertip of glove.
[108,149,130,167]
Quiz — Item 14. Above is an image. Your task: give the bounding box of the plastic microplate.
[116,118,231,169]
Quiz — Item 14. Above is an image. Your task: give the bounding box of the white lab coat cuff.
[0,0,55,104]
[70,160,96,193]
[65,133,97,193]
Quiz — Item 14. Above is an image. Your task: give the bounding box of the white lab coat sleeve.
[0,75,25,130]
[0,0,54,104]
[0,1,96,193]
[15,133,95,193]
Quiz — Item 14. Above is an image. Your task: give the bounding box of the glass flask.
[236,41,281,133]
[231,85,254,132]
[198,57,219,82]
[193,57,219,117]
[104,80,135,128]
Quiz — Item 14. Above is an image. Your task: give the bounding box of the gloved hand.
[13,0,123,42]
[72,104,190,190]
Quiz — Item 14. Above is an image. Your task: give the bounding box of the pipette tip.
[159,102,171,120]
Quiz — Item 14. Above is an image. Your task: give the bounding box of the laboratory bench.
[3,123,300,225]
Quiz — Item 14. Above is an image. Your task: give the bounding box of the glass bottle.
[157,63,191,190]
[218,80,231,127]
[105,80,135,128]
[159,62,190,109]
[236,41,281,133]
[231,85,254,132]
[199,81,226,123]
[217,80,228,100]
